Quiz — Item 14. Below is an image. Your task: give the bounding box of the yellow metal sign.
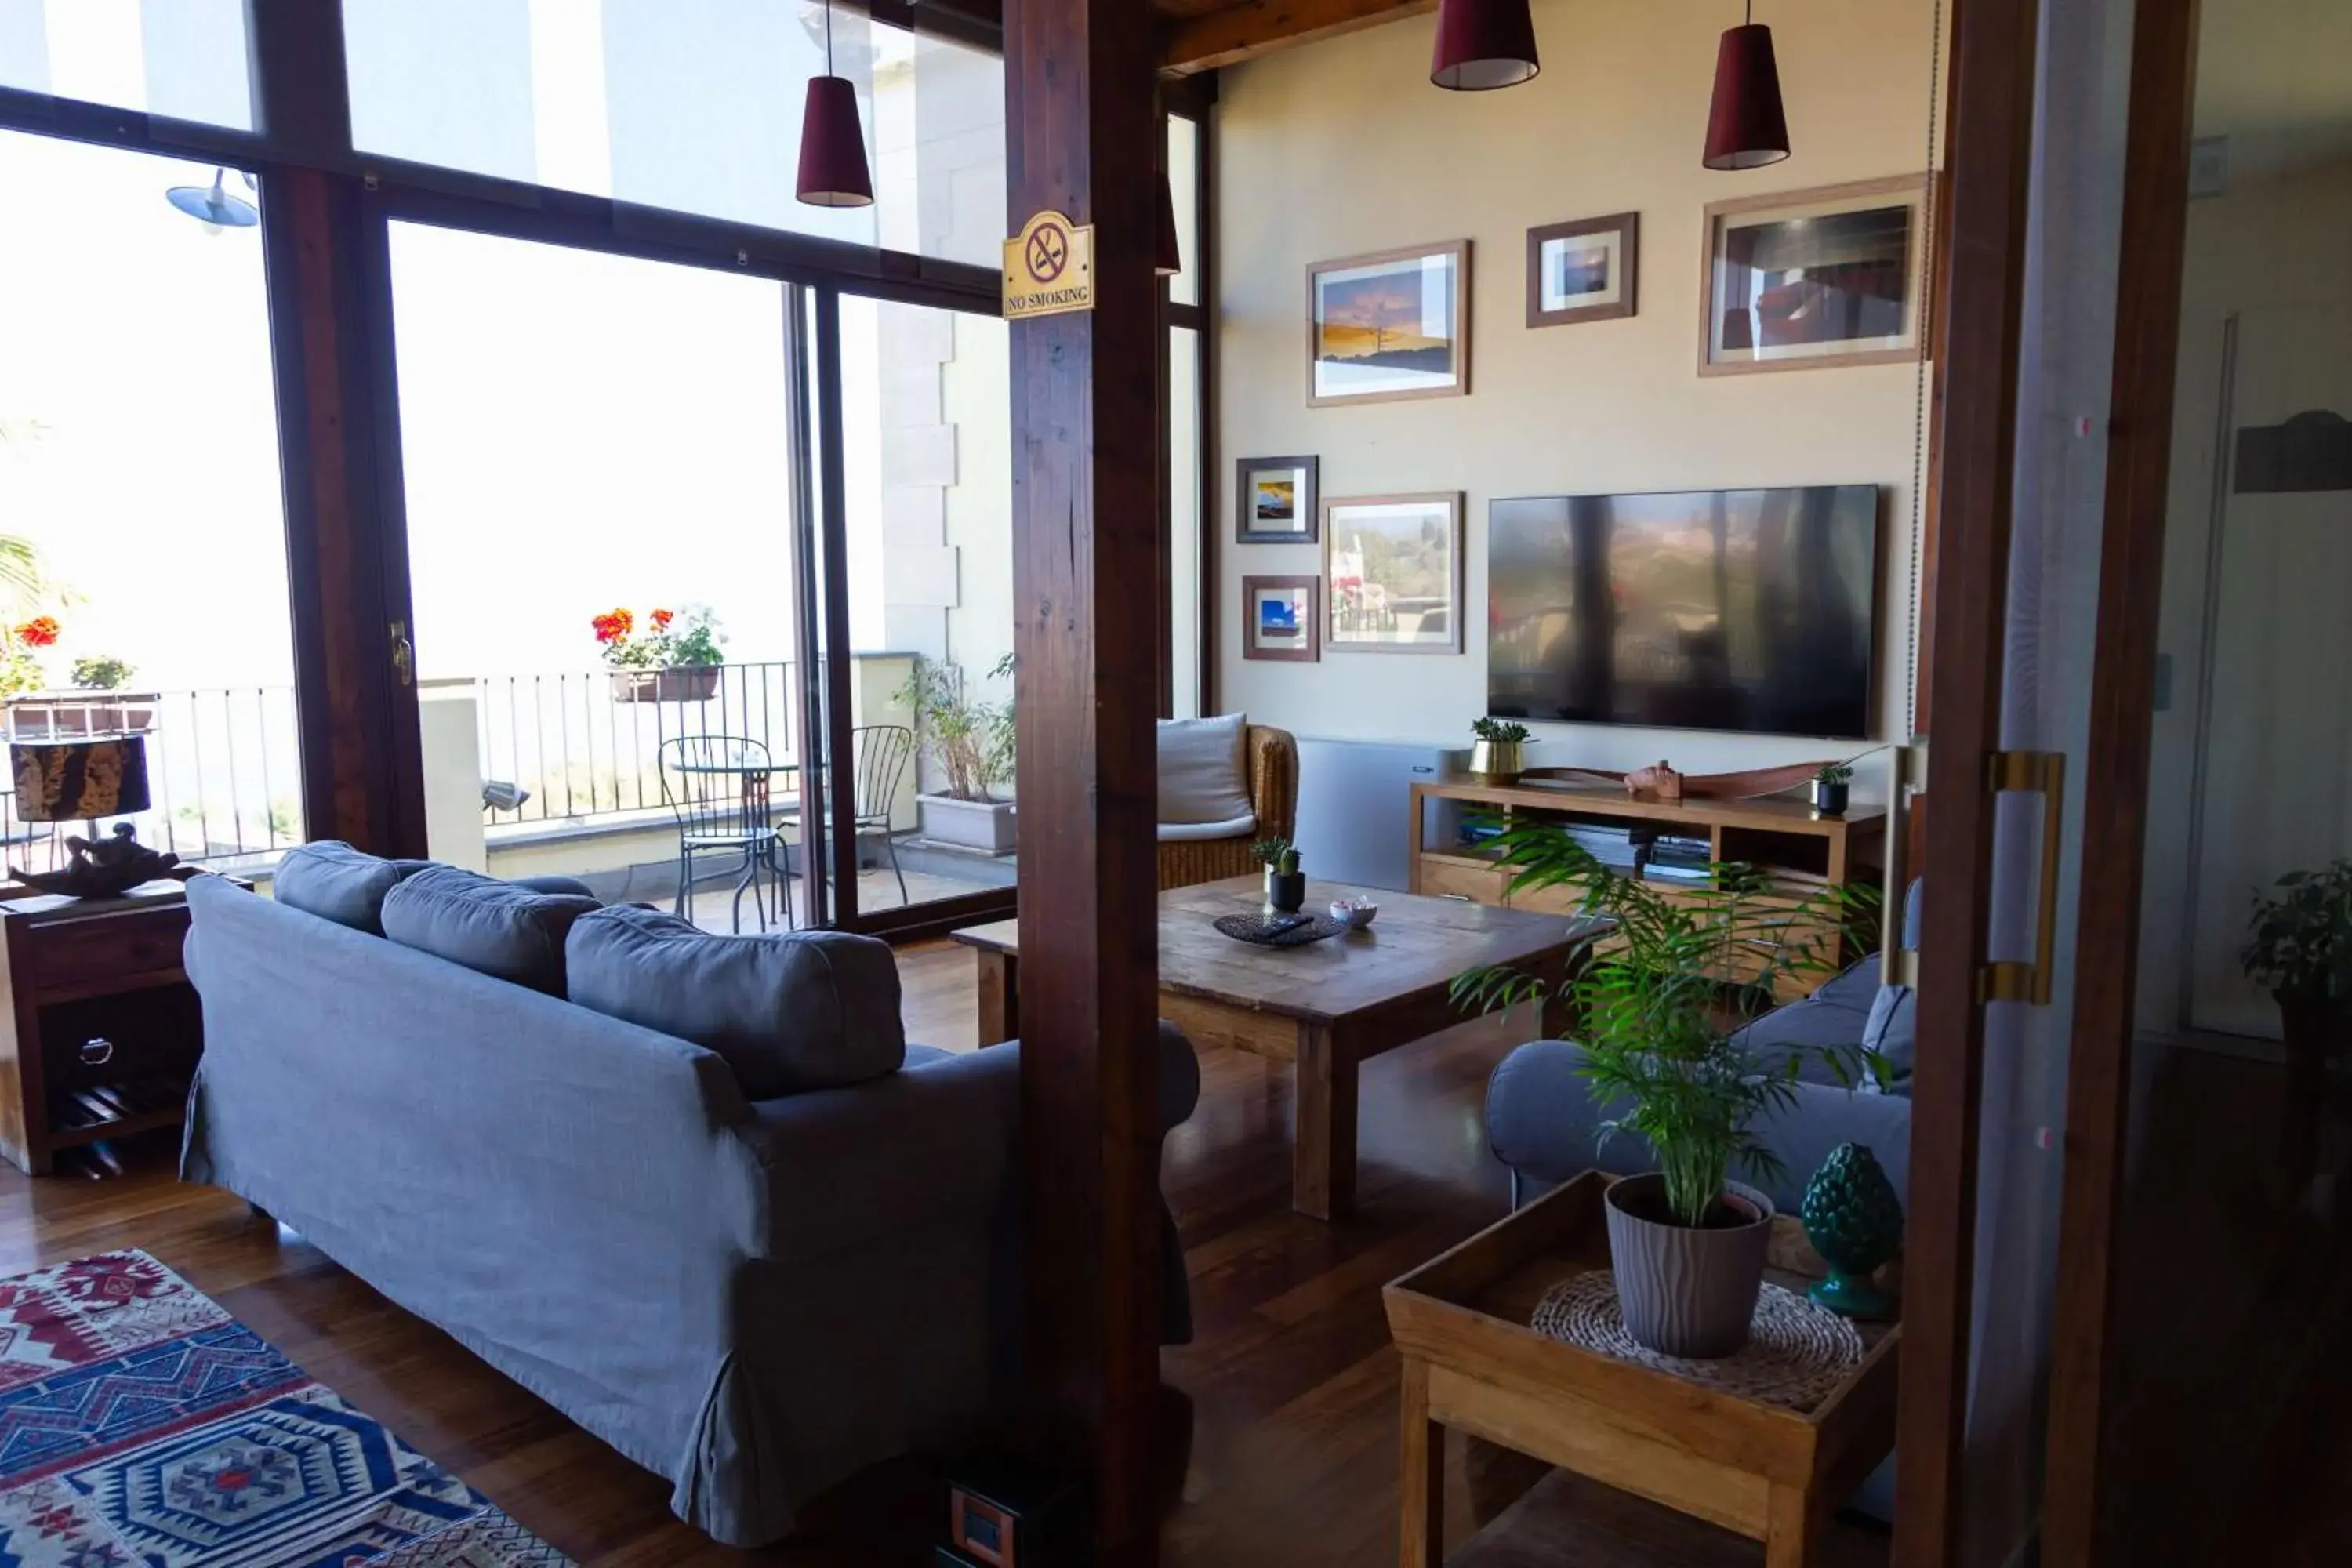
[1003,209,1094,320]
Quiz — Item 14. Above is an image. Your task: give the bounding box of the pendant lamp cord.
[824,0,835,75]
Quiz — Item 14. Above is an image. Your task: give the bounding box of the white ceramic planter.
[917,793,1017,855]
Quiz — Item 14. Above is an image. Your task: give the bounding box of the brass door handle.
[1978,750,2066,1005]
[389,621,414,688]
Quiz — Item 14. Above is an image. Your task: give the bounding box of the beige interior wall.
[1213,0,1940,785]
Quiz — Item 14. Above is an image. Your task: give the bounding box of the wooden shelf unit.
[1407,775,1885,998]
[0,878,222,1175]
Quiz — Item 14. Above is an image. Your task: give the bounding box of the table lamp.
[7,737,180,900]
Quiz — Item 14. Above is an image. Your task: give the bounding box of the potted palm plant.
[596,606,727,702]
[1452,819,1881,1357]
[1469,717,1531,785]
[898,654,1017,854]
[2242,858,2352,1076]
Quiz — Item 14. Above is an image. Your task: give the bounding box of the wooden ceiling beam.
[1160,0,1435,77]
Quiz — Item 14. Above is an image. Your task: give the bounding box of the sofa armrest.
[735,1045,1022,1264]
[1245,725,1298,842]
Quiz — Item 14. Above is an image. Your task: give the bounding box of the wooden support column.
[1005,0,1166,1555]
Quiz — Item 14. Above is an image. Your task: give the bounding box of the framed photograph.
[1236,455,1320,543]
[1242,576,1320,662]
[1699,174,1929,376]
[1526,212,1639,327]
[1306,241,1471,408]
[1320,492,1463,655]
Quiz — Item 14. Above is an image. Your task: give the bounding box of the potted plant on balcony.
[595,606,727,702]
[898,653,1016,854]
[1452,820,1881,1358]
[1469,717,1530,785]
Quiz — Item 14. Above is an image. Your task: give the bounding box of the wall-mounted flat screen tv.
[1487,485,1879,739]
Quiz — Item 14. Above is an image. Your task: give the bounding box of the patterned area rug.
[0,1250,572,1566]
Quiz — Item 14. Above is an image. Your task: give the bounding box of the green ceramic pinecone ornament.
[1799,1142,1903,1318]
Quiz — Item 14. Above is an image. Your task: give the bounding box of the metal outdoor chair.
[656,735,797,932]
[851,724,916,906]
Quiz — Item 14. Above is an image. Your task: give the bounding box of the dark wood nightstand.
[0,874,241,1175]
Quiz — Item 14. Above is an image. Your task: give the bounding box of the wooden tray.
[1383,1171,1900,1566]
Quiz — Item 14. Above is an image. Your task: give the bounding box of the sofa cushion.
[1157,713,1255,829]
[1861,983,1916,1089]
[272,841,430,935]
[564,903,905,1098]
[380,866,599,996]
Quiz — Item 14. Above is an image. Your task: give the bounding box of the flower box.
[608,666,721,704]
[5,692,162,740]
[916,793,1017,855]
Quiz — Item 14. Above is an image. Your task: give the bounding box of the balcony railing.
[0,661,824,880]
[473,660,800,831]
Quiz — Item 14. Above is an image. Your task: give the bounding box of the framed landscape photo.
[1700,174,1928,376]
[1526,212,1639,328]
[1306,241,1471,408]
[1236,455,1320,543]
[1242,576,1320,662]
[1321,492,1463,655]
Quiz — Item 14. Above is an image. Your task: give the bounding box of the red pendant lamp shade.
[1430,0,1539,91]
[1703,22,1791,170]
[1155,170,1181,278]
[797,74,873,208]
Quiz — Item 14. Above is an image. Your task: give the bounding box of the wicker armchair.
[1156,724,1298,890]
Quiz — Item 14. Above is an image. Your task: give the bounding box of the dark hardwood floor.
[0,940,1892,1566]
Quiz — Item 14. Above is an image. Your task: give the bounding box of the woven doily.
[1211,913,1345,947]
[1528,1271,1864,1410]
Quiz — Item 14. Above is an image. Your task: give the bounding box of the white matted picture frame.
[1305,241,1472,408]
[1236,455,1320,543]
[1526,212,1639,328]
[1698,173,1929,376]
[1320,492,1464,655]
[1242,575,1320,662]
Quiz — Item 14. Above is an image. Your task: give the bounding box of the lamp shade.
[1703,23,1791,170]
[796,74,874,209]
[11,737,151,822]
[1155,170,1181,278]
[1430,0,1539,91]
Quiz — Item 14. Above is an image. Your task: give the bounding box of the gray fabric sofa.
[179,860,1199,1548]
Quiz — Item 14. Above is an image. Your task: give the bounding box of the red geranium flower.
[14,617,59,648]
[591,608,633,644]
[650,608,674,631]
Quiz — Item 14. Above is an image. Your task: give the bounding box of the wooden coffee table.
[951,874,1602,1221]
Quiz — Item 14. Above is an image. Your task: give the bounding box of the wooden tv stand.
[1406,774,1885,998]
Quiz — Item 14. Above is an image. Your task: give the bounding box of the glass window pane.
[1170,325,1202,717]
[387,223,804,912]
[343,1,1004,263]
[838,295,1013,916]
[0,0,253,128]
[0,130,298,870]
[1168,114,1200,307]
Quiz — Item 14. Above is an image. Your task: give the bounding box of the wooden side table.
[1384,1171,1900,1566]
[0,876,231,1174]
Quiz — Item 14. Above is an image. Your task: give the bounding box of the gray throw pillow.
[565,903,906,1098]
[1861,983,1916,1091]
[380,865,599,996]
[273,840,431,935]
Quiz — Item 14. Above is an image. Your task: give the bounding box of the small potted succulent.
[595,606,727,702]
[1810,760,1853,818]
[2242,858,2352,1075]
[1253,837,1305,914]
[1453,820,1881,1357]
[1470,717,1531,785]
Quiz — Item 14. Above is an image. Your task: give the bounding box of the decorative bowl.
[1330,898,1377,930]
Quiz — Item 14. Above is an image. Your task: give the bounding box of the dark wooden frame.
[2038,2,2204,1563]
[1525,212,1639,328]
[1320,492,1465,655]
[1890,0,2045,1560]
[1240,575,1321,662]
[1305,239,1472,408]
[1698,173,1930,378]
[1235,455,1319,543]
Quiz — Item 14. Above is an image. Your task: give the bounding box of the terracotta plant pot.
[1469,738,1525,785]
[1603,1172,1775,1358]
[610,666,721,703]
